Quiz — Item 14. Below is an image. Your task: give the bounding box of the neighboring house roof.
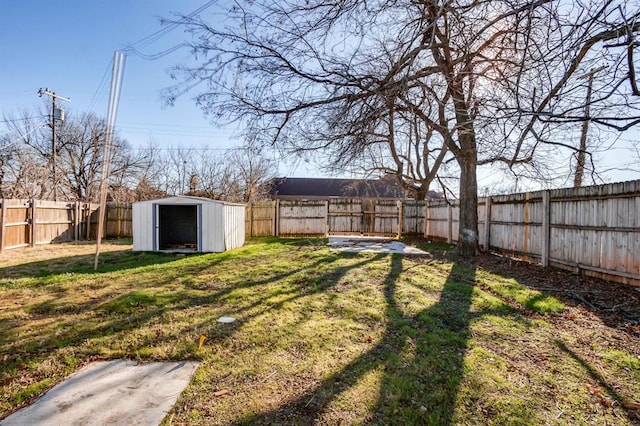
[268,177,406,200]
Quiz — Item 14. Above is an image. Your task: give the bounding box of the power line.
[118,128,228,138]
[132,146,231,152]
[123,0,217,60]
[0,115,47,124]
[118,120,222,129]
[87,58,114,113]
[0,124,48,151]
[129,0,216,49]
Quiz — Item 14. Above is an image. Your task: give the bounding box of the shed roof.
[133,196,244,206]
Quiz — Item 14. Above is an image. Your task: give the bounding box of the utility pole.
[574,66,605,187]
[38,88,70,201]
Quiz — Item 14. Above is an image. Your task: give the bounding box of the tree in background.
[166,0,640,255]
[55,112,151,202]
[135,139,275,202]
[1,109,151,202]
[227,136,276,202]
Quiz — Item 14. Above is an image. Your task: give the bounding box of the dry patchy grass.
[0,238,638,425]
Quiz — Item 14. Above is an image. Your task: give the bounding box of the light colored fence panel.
[370,199,398,236]
[478,198,487,249]
[425,201,451,241]
[489,193,544,257]
[328,199,362,235]
[278,200,327,237]
[403,200,425,235]
[33,200,75,244]
[546,180,640,284]
[2,199,30,249]
[246,201,275,237]
[106,203,132,238]
[423,180,639,285]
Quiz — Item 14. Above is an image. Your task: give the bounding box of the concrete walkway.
[328,236,427,255]
[1,360,199,426]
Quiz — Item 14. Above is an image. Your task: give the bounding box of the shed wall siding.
[223,204,246,250]
[201,202,224,252]
[132,202,154,251]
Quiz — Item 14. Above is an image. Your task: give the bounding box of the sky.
[0,0,322,177]
[1,1,639,192]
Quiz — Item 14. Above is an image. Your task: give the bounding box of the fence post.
[0,199,5,253]
[85,204,91,240]
[447,204,453,243]
[397,200,403,238]
[30,198,36,247]
[325,200,330,237]
[541,190,550,267]
[248,203,254,238]
[116,203,122,238]
[424,201,430,238]
[74,201,80,241]
[274,200,280,237]
[483,196,491,252]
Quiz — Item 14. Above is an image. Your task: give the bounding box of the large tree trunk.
[457,144,479,256]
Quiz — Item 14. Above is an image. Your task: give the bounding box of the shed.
[132,196,245,253]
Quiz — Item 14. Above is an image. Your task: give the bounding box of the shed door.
[157,204,199,251]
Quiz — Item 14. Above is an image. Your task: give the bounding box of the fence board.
[106,203,132,238]
[278,200,327,237]
[3,199,30,249]
[402,200,425,235]
[246,201,275,237]
[370,199,398,236]
[424,180,640,286]
[33,200,75,244]
[328,199,362,235]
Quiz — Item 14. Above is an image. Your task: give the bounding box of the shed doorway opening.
[158,204,199,251]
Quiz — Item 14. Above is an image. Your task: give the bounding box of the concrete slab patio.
[1,360,199,426]
[328,236,428,255]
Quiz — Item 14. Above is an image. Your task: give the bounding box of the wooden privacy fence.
[3,179,638,286]
[0,200,132,252]
[427,180,640,286]
[245,199,426,238]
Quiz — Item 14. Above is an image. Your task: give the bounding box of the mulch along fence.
[1,179,638,285]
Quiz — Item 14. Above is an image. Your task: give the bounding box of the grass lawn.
[1,238,639,425]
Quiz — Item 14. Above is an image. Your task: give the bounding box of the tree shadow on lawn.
[0,249,191,281]
[238,254,481,425]
[471,253,640,330]
[0,246,378,418]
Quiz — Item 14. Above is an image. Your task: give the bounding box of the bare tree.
[0,145,50,199]
[2,109,149,202]
[166,0,640,254]
[190,147,233,199]
[227,137,276,202]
